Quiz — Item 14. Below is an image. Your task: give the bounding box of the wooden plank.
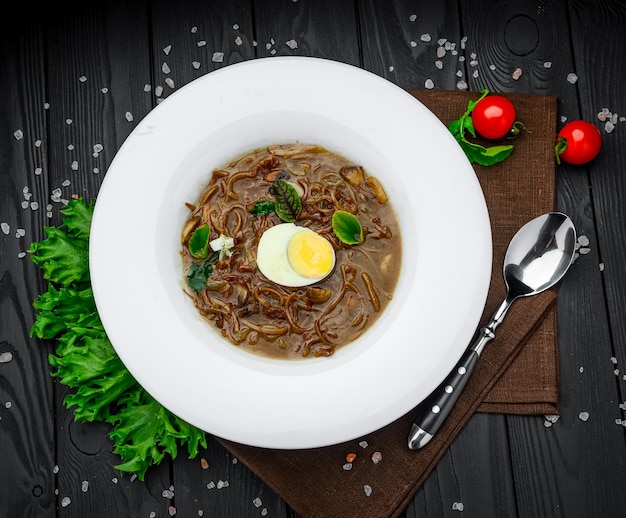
[459,0,626,515]
[37,4,176,516]
[0,18,56,518]
[358,2,521,516]
[145,1,299,516]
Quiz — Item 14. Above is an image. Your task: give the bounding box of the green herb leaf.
[447,89,514,167]
[188,224,210,259]
[271,179,301,223]
[29,197,206,481]
[332,210,364,245]
[187,261,214,292]
[249,200,276,217]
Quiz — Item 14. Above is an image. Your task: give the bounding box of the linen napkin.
[219,90,559,518]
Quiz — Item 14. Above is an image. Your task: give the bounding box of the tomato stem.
[554,137,568,165]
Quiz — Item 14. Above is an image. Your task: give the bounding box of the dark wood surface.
[2,1,626,516]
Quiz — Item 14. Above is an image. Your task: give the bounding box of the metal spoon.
[408,212,576,450]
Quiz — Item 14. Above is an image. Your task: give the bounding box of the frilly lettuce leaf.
[29,198,206,480]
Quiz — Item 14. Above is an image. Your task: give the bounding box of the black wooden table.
[2,1,626,517]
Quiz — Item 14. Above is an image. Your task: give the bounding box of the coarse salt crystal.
[543,61,552,68]
[144,84,152,92]
[456,80,468,90]
[605,121,615,133]
[162,489,174,498]
[1,223,9,235]
[253,497,262,508]
[35,167,42,175]
[452,501,464,511]
[163,45,172,55]
[364,485,373,497]
[343,463,352,470]
[168,506,176,516]
[261,509,268,517]
[578,411,590,422]
[409,14,417,21]
[371,451,382,463]
[435,60,443,70]
[425,79,434,89]
[79,76,87,82]
[102,88,109,94]
[0,352,13,363]
[212,52,224,63]
[235,36,243,46]
[420,33,431,42]
[359,440,368,448]
[81,480,89,492]
[410,41,417,47]
[125,112,134,122]
[567,73,578,84]
[512,67,523,80]
[165,78,175,89]
[162,62,171,74]
[437,47,446,58]
[192,61,201,69]
[155,86,164,97]
[207,481,215,489]
[71,161,79,171]
[197,40,207,47]
[286,39,298,50]
[61,497,71,507]
[14,129,24,140]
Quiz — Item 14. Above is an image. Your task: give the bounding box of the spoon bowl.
[408,212,576,449]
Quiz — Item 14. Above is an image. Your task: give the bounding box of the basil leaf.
[187,261,214,292]
[188,224,210,259]
[271,179,301,223]
[249,200,276,217]
[332,210,364,245]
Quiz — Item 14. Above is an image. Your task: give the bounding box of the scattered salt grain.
[130,474,137,482]
[155,86,164,97]
[44,103,50,109]
[162,62,171,74]
[30,202,39,211]
[35,139,42,147]
[1,223,9,235]
[207,481,215,489]
[0,352,13,363]
[68,144,74,150]
[163,44,172,55]
[452,501,464,511]
[125,112,134,122]
[112,477,118,484]
[65,119,73,125]
[144,84,152,92]
[371,451,382,464]
[165,78,175,89]
[101,88,109,94]
[14,129,24,140]
[81,480,89,493]
[21,201,29,209]
[599,263,604,272]
[388,65,394,72]
[409,14,417,22]
[168,506,176,516]
[410,40,417,47]
[150,513,156,518]
[192,61,201,70]
[359,440,368,448]
[53,465,59,473]
[162,489,175,499]
[253,497,262,508]
[71,161,79,171]
[619,402,626,410]
[286,39,298,50]
[61,497,71,507]
[343,463,352,470]
[235,36,243,46]
[578,411,590,422]
[197,40,207,47]
[212,52,224,63]
[437,47,446,58]
[456,80,468,90]
[363,485,373,497]
[261,509,268,517]
[579,247,591,255]
[578,235,590,246]
[93,168,100,174]
[435,60,443,70]
[216,480,228,489]
[35,167,42,175]
[512,67,523,80]
[567,73,578,84]
[425,79,434,89]
[93,143,103,154]
[420,33,431,42]
[79,75,87,83]
[605,121,615,133]
[456,70,463,77]
[191,26,198,33]
[543,61,552,68]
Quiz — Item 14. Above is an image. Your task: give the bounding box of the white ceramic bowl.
[90,57,491,448]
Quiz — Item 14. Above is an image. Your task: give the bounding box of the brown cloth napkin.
[219,90,559,518]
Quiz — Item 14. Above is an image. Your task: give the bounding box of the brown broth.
[181,143,401,359]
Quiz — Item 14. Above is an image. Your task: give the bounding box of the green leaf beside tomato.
[448,89,515,167]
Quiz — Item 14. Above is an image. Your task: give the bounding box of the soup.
[181,143,401,359]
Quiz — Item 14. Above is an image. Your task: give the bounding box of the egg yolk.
[287,230,334,279]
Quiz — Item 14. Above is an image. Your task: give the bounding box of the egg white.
[256,223,335,287]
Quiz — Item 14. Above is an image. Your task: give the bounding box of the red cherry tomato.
[471,95,517,140]
[556,120,602,165]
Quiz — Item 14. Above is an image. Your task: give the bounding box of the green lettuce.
[29,198,206,480]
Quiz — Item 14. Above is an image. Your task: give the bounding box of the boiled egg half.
[257,223,336,287]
